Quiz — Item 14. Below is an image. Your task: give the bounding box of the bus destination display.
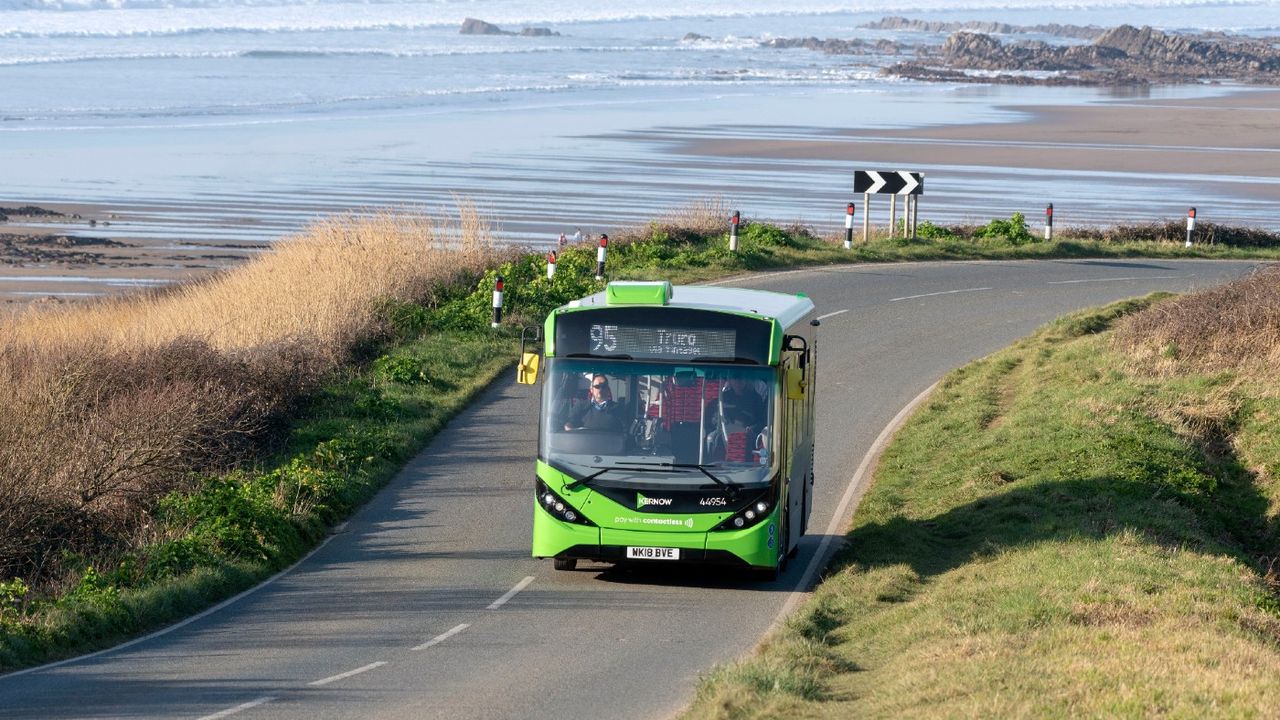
[589,324,736,359]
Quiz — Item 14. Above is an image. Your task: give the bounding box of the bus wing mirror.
[786,365,806,400]
[517,325,542,385]
[517,352,541,385]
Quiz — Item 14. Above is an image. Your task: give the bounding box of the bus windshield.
[540,358,776,488]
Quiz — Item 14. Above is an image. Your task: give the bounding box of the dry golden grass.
[1113,265,1280,378]
[0,206,502,584]
[4,206,497,360]
[652,196,731,237]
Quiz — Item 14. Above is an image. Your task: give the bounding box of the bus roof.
[564,283,815,330]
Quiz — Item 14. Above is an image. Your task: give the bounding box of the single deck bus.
[517,281,817,578]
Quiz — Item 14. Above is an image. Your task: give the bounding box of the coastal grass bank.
[682,274,1280,717]
[0,202,1278,682]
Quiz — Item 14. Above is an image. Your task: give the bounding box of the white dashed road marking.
[889,287,993,302]
[196,696,276,720]
[1047,275,1183,284]
[308,661,388,687]
[487,576,535,610]
[413,623,471,651]
[816,309,849,321]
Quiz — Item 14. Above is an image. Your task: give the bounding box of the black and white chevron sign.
[854,170,923,195]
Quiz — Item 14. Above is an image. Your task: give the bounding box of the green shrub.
[373,354,427,385]
[915,221,961,241]
[974,212,1037,246]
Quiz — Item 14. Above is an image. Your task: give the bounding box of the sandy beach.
[671,89,1280,189]
[3,88,1278,304]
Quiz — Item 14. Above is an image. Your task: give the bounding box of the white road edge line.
[1,534,339,680]
[487,576,535,610]
[308,661,388,687]
[889,287,992,302]
[1047,274,1183,285]
[413,623,471,651]
[768,381,940,636]
[195,695,277,720]
[815,308,849,321]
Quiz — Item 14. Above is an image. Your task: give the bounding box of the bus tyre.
[553,558,577,571]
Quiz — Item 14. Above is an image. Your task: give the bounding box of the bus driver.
[564,374,625,432]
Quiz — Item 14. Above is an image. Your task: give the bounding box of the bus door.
[782,338,811,551]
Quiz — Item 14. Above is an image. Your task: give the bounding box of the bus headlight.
[535,479,596,527]
[711,490,775,532]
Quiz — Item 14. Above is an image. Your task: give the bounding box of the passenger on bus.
[564,374,625,432]
[714,378,766,463]
[720,377,765,430]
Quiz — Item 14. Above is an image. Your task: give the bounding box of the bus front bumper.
[532,503,780,569]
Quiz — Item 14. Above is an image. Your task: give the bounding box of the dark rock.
[889,25,1280,86]
[759,36,878,55]
[459,18,558,37]
[460,18,511,35]
[0,205,64,217]
[862,15,1104,41]
[683,32,710,42]
[875,39,901,54]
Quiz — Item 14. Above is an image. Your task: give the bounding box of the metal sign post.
[862,192,871,243]
[854,170,924,242]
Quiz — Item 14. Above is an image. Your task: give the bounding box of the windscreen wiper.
[564,466,613,492]
[564,463,673,491]
[621,461,740,496]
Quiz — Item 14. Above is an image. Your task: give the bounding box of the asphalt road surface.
[0,259,1268,720]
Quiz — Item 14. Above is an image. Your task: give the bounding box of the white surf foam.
[3,0,1274,38]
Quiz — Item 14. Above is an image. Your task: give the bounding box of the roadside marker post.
[889,194,897,236]
[729,210,740,252]
[547,251,557,280]
[844,203,854,250]
[491,276,504,328]
[1045,203,1054,241]
[1186,207,1196,247]
[595,234,608,280]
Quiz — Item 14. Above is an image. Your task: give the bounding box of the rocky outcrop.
[0,205,64,219]
[460,18,505,35]
[459,18,559,37]
[886,24,1280,86]
[862,16,1104,41]
[759,36,900,55]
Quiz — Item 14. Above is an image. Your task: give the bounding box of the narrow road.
[0,259,1265,719]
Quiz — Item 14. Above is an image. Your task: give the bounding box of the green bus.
[519,280,817,579]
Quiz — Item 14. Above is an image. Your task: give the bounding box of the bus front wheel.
[553,558,577,571]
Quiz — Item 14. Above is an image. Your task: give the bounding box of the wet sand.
[0,203,267,306]
[670,90,1280,187]
[2,88,1277,304]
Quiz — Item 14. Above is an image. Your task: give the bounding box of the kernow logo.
[636,493,673,509]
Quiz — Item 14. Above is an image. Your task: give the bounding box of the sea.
[1,0,1278,252]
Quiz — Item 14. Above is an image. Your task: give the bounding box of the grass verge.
[681,270,1280,718]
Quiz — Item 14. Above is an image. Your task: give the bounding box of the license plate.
[626,546,680,560]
